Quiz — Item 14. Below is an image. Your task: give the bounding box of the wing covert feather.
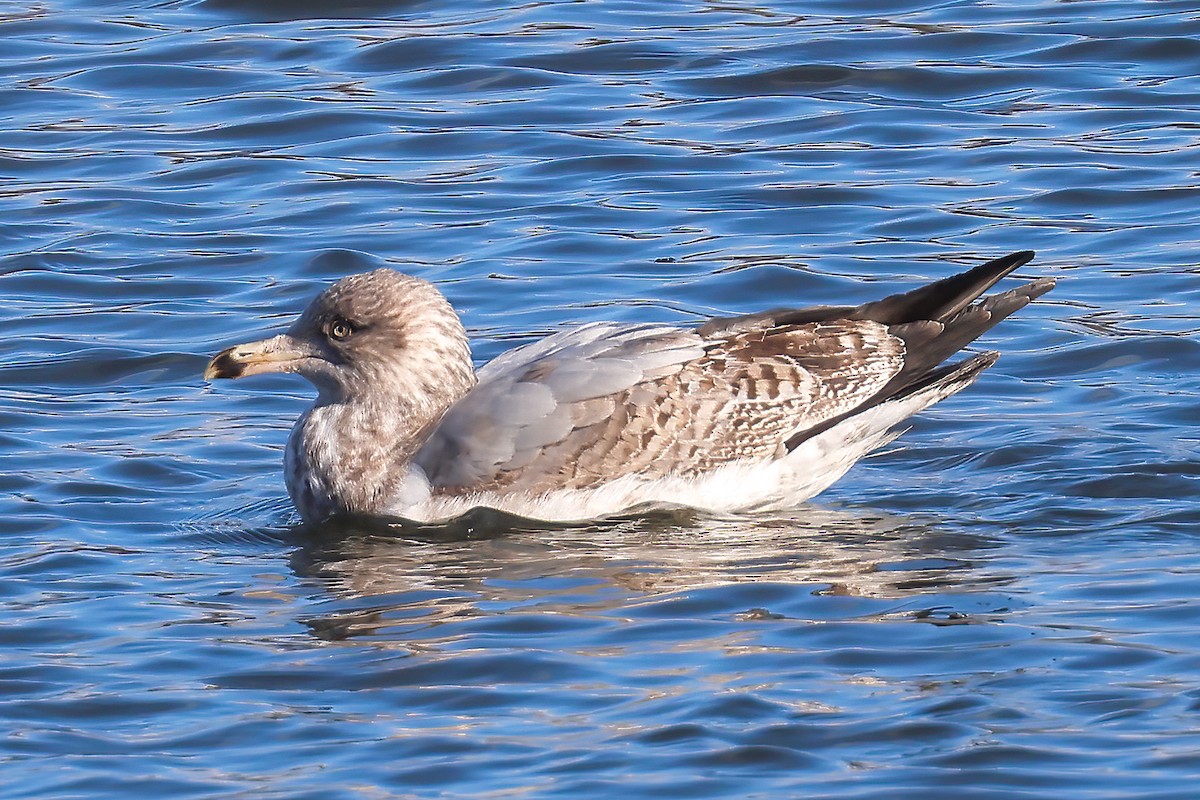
[416,319,906,493]
[416,323,706,488]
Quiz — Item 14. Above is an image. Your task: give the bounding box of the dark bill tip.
[204,347,245,380]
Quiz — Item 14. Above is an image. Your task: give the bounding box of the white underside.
[391,384,949,524]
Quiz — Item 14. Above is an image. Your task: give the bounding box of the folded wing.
[415,251,1053,496]
[415,320,906,493]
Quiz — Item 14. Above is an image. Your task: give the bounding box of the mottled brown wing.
[417,319,905,495]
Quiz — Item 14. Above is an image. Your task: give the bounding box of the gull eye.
[328,319,354,341]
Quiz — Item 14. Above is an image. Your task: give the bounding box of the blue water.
[4,0,1200,796]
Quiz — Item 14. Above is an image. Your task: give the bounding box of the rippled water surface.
[4,0,1200,796]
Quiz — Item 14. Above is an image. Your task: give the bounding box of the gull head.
[205,269,474,405]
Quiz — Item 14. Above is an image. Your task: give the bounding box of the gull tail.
[782,252,1054,452]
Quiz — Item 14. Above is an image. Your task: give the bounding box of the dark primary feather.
[415,251,1053,496]
[697,250,1036,334]
[783,253,1053,449]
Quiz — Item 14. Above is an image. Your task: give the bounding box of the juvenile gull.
[205,251,1054,523]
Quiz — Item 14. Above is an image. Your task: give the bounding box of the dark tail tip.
[893,351,1000,402]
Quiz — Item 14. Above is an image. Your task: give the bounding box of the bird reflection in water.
[282,507,1014,644]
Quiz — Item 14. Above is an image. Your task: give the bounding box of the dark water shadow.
[199,0,426,22]
[290,503,703,546]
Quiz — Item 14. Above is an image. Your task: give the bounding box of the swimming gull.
[205,251,1054,523]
